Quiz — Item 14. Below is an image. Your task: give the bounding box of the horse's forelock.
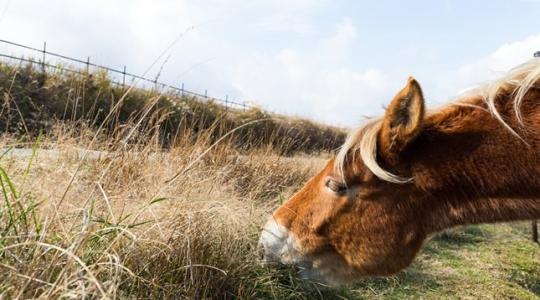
[334,119,410,184]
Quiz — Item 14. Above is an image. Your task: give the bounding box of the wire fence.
[0,39,253,111]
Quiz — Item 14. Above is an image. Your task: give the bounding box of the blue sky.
[0,0,539,126]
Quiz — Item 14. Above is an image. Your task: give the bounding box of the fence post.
[243,103,246,111]
[122,65,126,88]
[181,83,184,97]
[225,95,228,108]
[204,90,207,99]
[86,56,90,74]
[41,41,46,73]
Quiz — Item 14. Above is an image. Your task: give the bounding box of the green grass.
[346,223,540,299]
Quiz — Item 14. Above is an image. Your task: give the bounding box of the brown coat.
[260,59,540,285]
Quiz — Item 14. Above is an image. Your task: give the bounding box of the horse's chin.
[258,218,363,286]
[294,251,362,286]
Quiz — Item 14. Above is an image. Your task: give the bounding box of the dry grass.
[0,61,341,298]
[0,61,345,154]
[2,126,539,300]
[0,124,334,299]
[1,60,539,300]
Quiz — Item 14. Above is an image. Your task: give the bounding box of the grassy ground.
[0,60,538,299]
[0,131,538,299]
[350,224,540,299]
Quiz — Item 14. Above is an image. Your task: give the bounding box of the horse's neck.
[424,196,540,233]
[412,94,540,233]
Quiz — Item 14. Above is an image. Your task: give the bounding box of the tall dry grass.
[0,61,342,299]
[0,121,338,299]
[0,61,345,155]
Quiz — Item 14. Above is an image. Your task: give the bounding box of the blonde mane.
[335,58,540,184]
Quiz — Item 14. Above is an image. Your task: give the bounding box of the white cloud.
[0,1,539,128]
[321,18,357,62]
[426,33,540,107]
[250,0,329,34]
[230,19,391,126]
[0,0,245,97]
[0,1,203,68]
[0,1,393,126]
[0,0,336,92]
[455,34,540,91]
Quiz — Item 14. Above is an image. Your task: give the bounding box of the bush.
[0,61,345,154]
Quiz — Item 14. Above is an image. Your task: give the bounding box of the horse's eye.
[325,178,347,195]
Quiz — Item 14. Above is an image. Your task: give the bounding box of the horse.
[258,59,540,286]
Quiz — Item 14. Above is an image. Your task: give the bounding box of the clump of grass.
[0,61,345,154]
[0,113,340,298]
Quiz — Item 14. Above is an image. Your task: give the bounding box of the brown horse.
[259,59,540,285]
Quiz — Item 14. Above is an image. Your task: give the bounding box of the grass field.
[0,132,538,299]
[0,62,539,299]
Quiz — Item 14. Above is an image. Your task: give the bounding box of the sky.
[0,0,539,127]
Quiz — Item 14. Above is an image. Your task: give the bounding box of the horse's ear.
[378,77,425,163]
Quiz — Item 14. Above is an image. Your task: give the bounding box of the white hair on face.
[335,119,411,184]
[335,58,540,184]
